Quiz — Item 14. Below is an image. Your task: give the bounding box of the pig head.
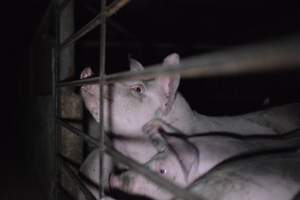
[109,128,300,200]
[110,148,300,200]
[81,53,300,139]
[80,53,186,137]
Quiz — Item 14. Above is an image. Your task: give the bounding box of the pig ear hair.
[163,134,199,178]
[158,53,181,115]
[129,57,144,72]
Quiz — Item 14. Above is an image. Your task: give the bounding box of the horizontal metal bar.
[60,0,130,49]
[58,36,300,87]
[105,36,300,83]
[57,76,99,87]
[57,118,112,147]
[57,119,203,200]
[61,156,97,200]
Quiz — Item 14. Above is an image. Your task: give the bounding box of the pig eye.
[159,168,167,174]
[130,84,145,95]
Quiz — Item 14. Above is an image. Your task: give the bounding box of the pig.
[79,53,300,199]
[175,149,300,200]
[80,53,300,137]
[80,53,300,162]
[109,129,300,200]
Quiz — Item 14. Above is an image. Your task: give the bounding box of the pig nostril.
[114,167,128,175]
[159,168,167,174]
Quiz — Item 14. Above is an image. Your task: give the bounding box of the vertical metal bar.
[99,0,107,198]
[53,0,62,199]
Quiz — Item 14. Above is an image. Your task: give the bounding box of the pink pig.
[80,53,300,163]
[109,128,300,200]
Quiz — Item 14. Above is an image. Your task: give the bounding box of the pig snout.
[109,173,133,193]
[109,175,122,188]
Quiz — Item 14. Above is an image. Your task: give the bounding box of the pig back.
[186,149,300,200]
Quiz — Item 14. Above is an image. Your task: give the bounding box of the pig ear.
[163,53,180,66]
[80,67,94,79]
[163,134,199,178]
[158,53,181,115]
[129,58,144,72]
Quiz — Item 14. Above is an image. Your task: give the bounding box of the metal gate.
[51,0,300,199]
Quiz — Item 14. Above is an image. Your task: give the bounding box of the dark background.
[1,0,300,198]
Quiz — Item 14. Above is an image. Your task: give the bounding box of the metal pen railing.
[52,0,300,200]
[61,155,97,200]
[57,36,300,88]
[60,0,130,50]
[98,0,107,198]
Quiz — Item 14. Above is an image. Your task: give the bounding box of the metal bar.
[57,76,99,87]
[61,157,97,200]
[32,0,54,43]
[60,0,130,50]
[57,36,300,87]
[59,0,72,11]
[105,36,300,82]
[57,119,109,147]
[57,119,203,200]
[58,118,114,148]
[53,0,62,199]
[98,0,107,198]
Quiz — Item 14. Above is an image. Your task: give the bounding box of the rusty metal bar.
[60,0,130,49]
[57,119,203,200]
[61,156,97,200]
[57,36,300,87]
[98,0,107,198]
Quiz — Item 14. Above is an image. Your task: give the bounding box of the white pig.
[108,129,300,200]
[80,53,300,162]
[174,149,300,200]
[79,54,300,200]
